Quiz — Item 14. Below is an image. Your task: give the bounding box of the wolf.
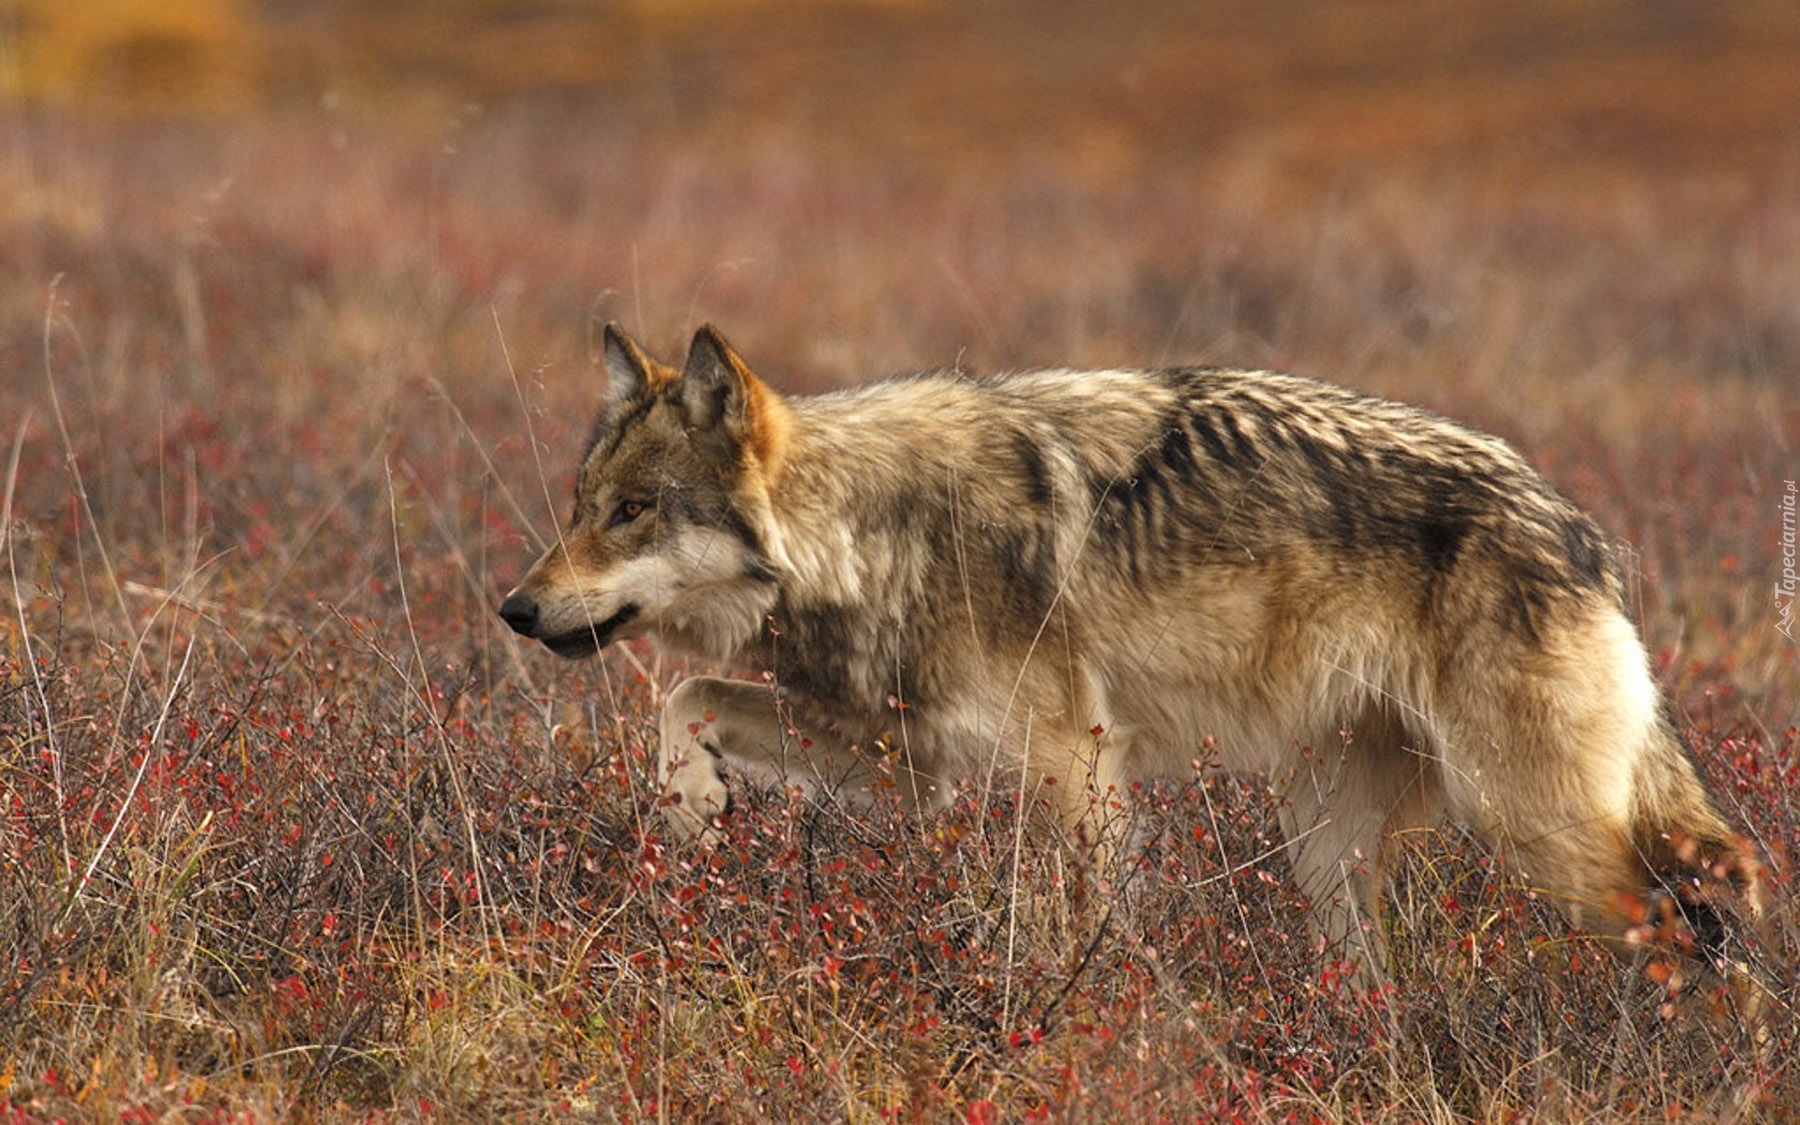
[499,324,1761,977]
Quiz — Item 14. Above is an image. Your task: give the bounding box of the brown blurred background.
[8,0,1798,188]
[6,2,1798,379]
[7,1,1792,166]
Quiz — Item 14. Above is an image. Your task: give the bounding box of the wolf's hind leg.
[1277,704,1443,981]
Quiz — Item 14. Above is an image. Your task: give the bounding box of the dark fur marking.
[764,607,870,714]
[1157,420,1200,482]
[718,505,766,559]
[1085,468,1148,584]
[1156,422,1236,547]
[1190,412,1239,469]
[1086,415,1229,583]
[1286,429,1365,548]
[1239,397,1300,453]
[664,486,704,528]
[1413,471,1474,575]
[1505,582,1548,644]
[1011,430,1055,508]
[995,528,1057,620]
[1216,408,1261,467]
[1413,515,1468,574]
[1560,517,1609,589]
[742,558,781,585]
[1124,469,1159,581]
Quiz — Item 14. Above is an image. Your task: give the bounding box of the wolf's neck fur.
[725,385,973,714]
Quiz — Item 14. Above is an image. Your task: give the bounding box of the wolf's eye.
[610,499,649,527]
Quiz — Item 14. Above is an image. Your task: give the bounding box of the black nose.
[498,593,539,636]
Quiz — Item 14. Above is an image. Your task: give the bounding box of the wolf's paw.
[659,759,733,842]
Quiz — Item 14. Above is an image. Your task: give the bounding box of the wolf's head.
[498,325,792,661]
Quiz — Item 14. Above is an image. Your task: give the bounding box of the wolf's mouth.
[542,604,639,659]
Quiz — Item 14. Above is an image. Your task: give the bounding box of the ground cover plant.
[1,1,1798,1119]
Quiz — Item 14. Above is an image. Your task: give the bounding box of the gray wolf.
[499,324,1761,977]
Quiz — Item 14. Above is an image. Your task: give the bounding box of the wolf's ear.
[681,325,790,467]
[602,324,665,407]
[680,325,757,428]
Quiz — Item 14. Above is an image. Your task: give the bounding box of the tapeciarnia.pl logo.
[1778,479,1797,641]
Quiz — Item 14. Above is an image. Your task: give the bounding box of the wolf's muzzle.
[497,595,638,659]
[498,593,540,636]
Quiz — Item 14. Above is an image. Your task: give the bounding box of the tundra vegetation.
[0,1,1796,1119]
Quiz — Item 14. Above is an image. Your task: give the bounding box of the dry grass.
[2,2,1798,1120]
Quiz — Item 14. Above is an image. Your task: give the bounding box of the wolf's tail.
[1627,719,1763,960]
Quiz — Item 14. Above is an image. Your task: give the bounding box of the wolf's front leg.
[656,675,791,840]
